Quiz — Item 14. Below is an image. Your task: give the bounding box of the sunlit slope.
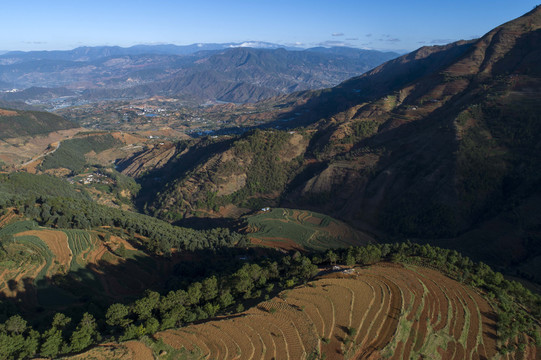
[75,263,538,360]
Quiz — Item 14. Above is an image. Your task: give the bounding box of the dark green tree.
[5,315,26,335]
[106,303,131,328]
[69,313,99,353]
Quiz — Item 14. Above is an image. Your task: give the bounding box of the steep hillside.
[137,7,541,280]
[141,130,310,220]
[62,244,541,360]
[0,107,76,139]
[279,6,541,270]
[117,264,504,360]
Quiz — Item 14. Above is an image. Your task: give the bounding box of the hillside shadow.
[481,310,498,340]
[491,28,541,76]
[172,216,241,230]
[0,245,273,332]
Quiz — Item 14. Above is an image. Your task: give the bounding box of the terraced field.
[0,222,180,308]
[113,263,537,360]
[0,208,18,227]
[245,208,373,251]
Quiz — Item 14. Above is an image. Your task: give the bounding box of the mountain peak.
[445,4,541,76]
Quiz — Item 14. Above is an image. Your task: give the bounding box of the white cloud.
[317,40,350,47]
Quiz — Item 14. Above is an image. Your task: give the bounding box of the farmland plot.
[0,223,181,308]
[16,229,72,272]
[245,208,372,251]
[147,263,512,360]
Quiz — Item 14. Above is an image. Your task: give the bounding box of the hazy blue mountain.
[0,45,398,103]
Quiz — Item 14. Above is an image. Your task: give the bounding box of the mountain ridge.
[0,46,398,104]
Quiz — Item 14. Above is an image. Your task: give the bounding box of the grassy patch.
[142,337,203,360]
[64,229,92,271]
[13,235,53,284]
[0,220,39,237]
[245,208,363,251]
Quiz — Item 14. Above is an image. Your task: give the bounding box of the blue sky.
[1,1,538,52]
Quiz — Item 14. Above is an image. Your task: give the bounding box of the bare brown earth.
[138,127,190,140]
[58,343,132,360]
[249,236,304,251]
[217,203,251,218]
[78,263,529,360]
[109,235,138,251]
[123,340,154,360]
[119,141,177,177]
[0,109,18,116]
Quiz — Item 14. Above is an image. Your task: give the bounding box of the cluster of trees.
[0,173,90,204]
[339,119,379,145]
[0,312,100,359]
[0,171,246,254]
[15,195,246,253]
[39,134,123,174]
[1,242,539,359]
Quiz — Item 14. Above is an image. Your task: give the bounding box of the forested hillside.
[0,108,76,139]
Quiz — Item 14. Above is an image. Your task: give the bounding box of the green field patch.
[64,229,93,271]
[0,220,39,236]
[40,133,124,173]
[0,259,17,269]
[245,208,367,251]
[14,235,53,284]
[100,251,117,263]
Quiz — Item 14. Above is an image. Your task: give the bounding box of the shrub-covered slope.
[0,107,76,139]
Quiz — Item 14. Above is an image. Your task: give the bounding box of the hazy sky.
[1,1,538,52]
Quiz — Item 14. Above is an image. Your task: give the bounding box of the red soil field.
[69,262,537,360]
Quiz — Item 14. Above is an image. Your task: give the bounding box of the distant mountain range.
[0,43,398,104]
[0,42,302,62]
